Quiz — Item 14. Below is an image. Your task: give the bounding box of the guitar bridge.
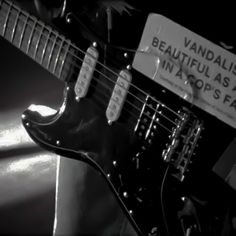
[162,108,203,181]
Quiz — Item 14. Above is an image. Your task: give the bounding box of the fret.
[41,28,51,64]
[59,40,70,79]
[53,36,64,74]
[13,12,27,47]
[47,32,57,69]
[0,1,6,34]
[26,18,36,54]
[0,0,77,83]
[3,3,19,42]
[2,0,13,37]
[33,22,44,59]
[19,16,35,54]
[19,14,28,48]
[10,9,19,42]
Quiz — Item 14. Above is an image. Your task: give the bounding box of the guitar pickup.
[106,70,132,123]
[74,46,98,98]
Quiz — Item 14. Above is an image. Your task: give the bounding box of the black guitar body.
[17,3,236,236]
[22,43,235,236]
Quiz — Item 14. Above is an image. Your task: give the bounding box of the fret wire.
[19,14,28,48]
[26,18,36,54]
[59,40,70,79]
[3,0,62,49]
[41,28,51,64]
[2,0,77,65]
[33,23,44,59]
[53,36,64,74]
[10,9,20,42]
[2,0,13,36]
[2,0,78,72]
[0,2,183,124]
[0,1,177,125]
[3,0,76,61]
[47,32,57,69]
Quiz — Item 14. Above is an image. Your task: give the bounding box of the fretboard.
[0,0,74,81]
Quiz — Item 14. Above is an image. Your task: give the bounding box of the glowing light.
[7,154,55,174]
[28,104,57,116]
[0,124,33,148]
[0,153,57,207]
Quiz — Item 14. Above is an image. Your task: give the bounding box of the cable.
[160,164,170,236]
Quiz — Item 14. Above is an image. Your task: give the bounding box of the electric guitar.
[0,0,235,235]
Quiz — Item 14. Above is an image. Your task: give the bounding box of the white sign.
[133,13,236,129]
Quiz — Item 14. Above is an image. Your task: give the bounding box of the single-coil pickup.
[74,46,98,98]
[135,95,160,141]
[106,70,132,123]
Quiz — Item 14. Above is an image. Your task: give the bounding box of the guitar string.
[0,3,186,130]
[0,2,184,121]
[0,11,181,134]
[68,68,174,133]
[0,2,183,127]
[0,14,181,134]
[0,3,188,231]
[2,0,189,125]
[0,7,173,134]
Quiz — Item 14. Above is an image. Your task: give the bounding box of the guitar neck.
[0,0,73,81]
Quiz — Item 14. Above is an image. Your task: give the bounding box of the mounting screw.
[126,65,131,70]
[66,16,71,24]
